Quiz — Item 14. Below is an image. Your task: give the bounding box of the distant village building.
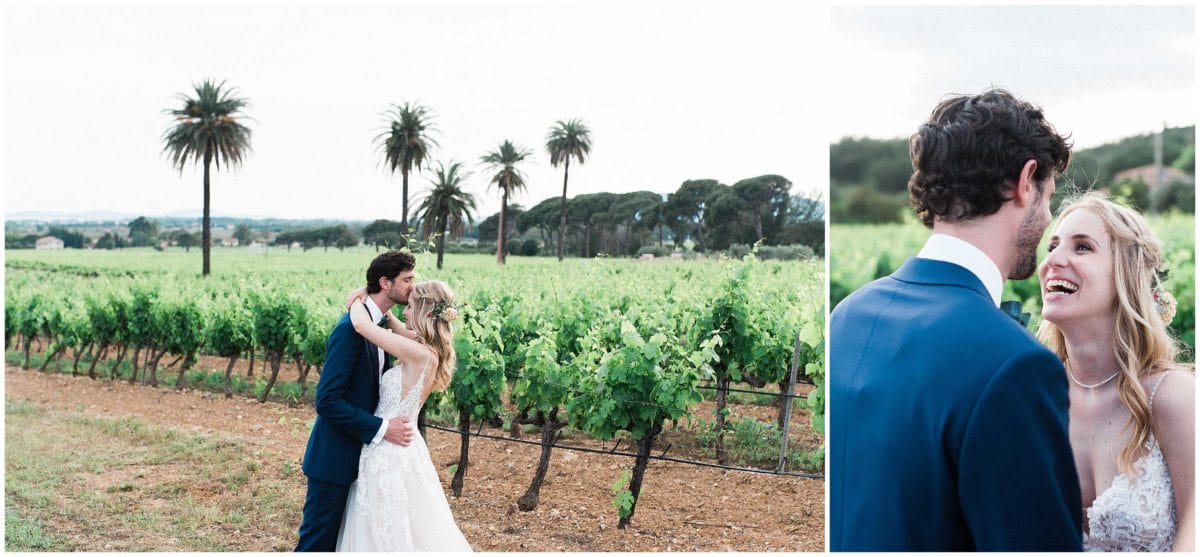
[35,236,64,250]
[220,237,240,247]
[1112,165,1195,192]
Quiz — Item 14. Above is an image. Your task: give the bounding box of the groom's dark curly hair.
[908,88,1072,227]
[366,250,416,294]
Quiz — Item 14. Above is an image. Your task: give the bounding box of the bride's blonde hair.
[407,280,458,393]
[1036,192,1186,475]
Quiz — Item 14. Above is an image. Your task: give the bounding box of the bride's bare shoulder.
[1146,366,1194,438]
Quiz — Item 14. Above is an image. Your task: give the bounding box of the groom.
[295,250,418,552]
[830,89,1082,551]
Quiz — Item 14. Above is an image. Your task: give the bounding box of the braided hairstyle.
[406,280,458,392]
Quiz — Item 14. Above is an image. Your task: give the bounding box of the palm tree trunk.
[202,149,212,276]
[437,214,447,270]
[497,189,508,265]
[557,159,570,261]
[401,168,410,246]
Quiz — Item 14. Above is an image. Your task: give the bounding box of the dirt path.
[5,366,824,551]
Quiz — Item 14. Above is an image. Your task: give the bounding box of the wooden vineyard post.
[777,334,802,472]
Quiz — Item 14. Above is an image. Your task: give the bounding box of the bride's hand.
[344,286,369,310]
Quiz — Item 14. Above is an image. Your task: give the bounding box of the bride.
[336,279,472,552]
[1037,193,1193,551]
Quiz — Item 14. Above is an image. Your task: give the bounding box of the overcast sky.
[830,5,1195,149]
[4,4,827,221]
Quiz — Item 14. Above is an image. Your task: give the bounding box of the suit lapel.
[365,338,380,377]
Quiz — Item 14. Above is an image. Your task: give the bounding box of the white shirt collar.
[916,233,1004,307]
[363,296,383,325]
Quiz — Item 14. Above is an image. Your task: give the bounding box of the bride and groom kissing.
[831,89,1194,551]
[295,250,471,552]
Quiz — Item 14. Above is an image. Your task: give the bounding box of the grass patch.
[5,399,304,551]
[5,505,59,550]
[726,390,779,406]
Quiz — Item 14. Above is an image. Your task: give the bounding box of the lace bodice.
[374,362,427,422]
[1083,373,1178,552]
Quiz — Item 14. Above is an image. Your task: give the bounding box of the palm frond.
[480,140,533,198]
[160,78,253,174]
[412,160,478,240]
[375,101,440,175]
[545,118,592,168]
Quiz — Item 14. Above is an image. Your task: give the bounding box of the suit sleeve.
[957,348,1083,551]
[315,319,384,444]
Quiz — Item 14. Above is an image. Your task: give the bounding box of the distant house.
[35,236,64,250]
[1112,165,1195,192]
[220,237,240,247]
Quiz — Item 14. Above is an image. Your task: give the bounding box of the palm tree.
[161,79,252,276]
[480,140,533,264]
[545,119,592,261]
[377,102,438,242]
[414,161,477,270]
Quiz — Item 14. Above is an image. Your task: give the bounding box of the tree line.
[155,77,821,274]
[830,125,1195,224]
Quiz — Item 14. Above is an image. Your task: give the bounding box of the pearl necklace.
[1066,360,1120,390]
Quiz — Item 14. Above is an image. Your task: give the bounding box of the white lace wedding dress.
[1083,373,1177,552]
[336,362,473,552]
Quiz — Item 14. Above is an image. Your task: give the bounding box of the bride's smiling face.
[1038,208,1117,326]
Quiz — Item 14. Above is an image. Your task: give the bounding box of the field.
[831,212,1196,352]
[5,248,825,551]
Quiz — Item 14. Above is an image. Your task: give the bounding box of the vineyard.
[5,247,824,540]
[831,213,1196,352]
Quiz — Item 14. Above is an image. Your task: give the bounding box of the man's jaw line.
[369,291,395,313]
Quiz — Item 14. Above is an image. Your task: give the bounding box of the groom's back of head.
[907,88,1072,228]
[367,250,416,293]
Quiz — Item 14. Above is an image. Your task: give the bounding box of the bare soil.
[6,366,824,551]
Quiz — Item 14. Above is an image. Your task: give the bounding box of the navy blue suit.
[295,312,391,552]
[830,257,1082,551]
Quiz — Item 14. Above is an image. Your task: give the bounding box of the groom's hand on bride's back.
[384,416,415,446]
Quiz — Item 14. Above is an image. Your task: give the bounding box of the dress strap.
[1148,371,1173,412]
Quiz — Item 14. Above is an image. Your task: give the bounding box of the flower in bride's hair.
[432,300,460,322]
[1153,289,1177,324]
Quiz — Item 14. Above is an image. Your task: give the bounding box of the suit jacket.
[829,257,1082,551]
[301,312,393,485]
